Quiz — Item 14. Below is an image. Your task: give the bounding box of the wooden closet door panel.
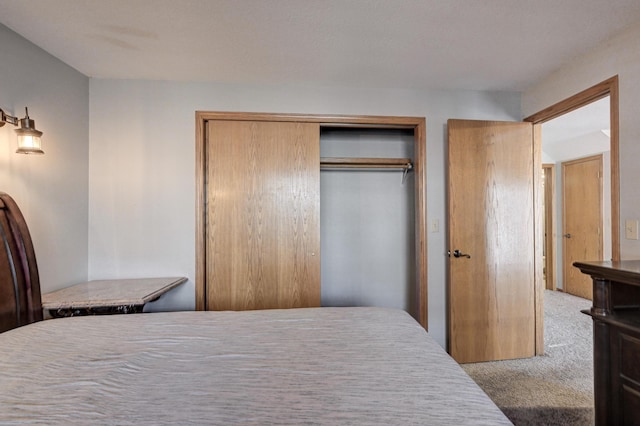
[206,120,320,310]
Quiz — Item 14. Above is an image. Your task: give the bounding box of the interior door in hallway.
[448,119,537,363]
[562,155,603,300]
[205,120,321,310]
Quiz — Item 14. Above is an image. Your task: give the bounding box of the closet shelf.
[320,157,413,170]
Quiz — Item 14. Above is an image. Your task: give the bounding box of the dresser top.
[42,277,188,309]
[574,260,640,286]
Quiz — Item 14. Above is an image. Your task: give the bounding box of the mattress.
[0,307,511,425]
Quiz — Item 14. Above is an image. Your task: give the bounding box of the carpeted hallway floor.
[462,290,593,425]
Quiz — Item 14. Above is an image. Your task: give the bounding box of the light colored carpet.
[462,290,594,425]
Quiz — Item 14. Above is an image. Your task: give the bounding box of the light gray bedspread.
[0,307,511,425]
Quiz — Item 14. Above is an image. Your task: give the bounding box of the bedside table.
[42,277,188,318]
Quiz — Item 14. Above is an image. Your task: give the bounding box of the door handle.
[450,249,471,259]
[563,233,572,238]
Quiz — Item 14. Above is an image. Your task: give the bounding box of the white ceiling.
[1,0,640,92]
[542,97,610,160]
[0,1,626,149]
[543,97,610,145]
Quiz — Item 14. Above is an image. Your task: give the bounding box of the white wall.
[89,79,521,347]
[523,23,640,259]
[0,25,89,293]
[320,128,416,315]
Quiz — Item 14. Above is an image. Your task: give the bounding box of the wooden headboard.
[0,192,42,332]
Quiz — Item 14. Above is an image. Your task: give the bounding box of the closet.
[320,127,416,315]
[195,112,428,328]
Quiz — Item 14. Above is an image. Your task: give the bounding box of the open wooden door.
[448,119,539,363]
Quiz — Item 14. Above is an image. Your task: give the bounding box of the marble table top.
[41,277,188,309]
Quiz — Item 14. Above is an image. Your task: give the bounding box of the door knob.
[563,233,572,238]
[452,249,471,259]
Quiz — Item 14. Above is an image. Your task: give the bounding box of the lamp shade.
[15,115,43,154]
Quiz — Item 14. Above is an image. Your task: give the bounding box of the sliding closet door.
[205,120,321,310]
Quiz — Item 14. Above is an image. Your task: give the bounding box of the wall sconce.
[0,107,44,155]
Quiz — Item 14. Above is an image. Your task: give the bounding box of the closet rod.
[320,157,413,170]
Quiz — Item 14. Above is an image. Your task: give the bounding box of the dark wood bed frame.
[0,192,42,333]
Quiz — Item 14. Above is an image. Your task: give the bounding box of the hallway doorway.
[540,97,611,295]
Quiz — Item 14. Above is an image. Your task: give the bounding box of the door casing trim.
[524,75,620,355]
[195,112,428,328]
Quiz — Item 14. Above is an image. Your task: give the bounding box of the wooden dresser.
[575,260,640,425]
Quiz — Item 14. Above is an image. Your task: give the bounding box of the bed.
[0,192,510,424]
[0,307,510,424]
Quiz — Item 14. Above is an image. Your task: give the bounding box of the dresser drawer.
[623,384,640,424]
[620,332,640,385]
